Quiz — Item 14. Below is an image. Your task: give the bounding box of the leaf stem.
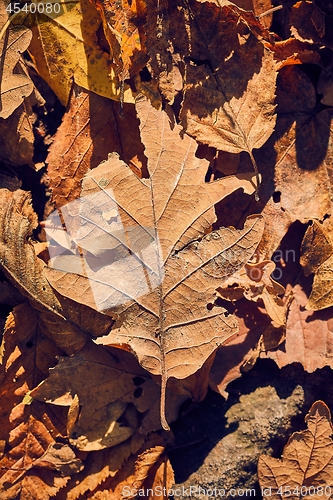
[160,373,170,431]
[0,12,22,43]
[257,1,297,20]
[249,150,260,201]
[257,5,283,19]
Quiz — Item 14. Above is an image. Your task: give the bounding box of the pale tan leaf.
[44,96,264,429]
[0,186,113,352]
[30,341,183,448]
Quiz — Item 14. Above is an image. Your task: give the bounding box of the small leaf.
[178,0,277,195]
[0,16,34,119]
[264,286,333,374]
[0,88,44,168]
[47,83,146,209]
[258,401,333,499]
[25,0,134,105]
[0,304,68,498]
[30,341,174,449]
[0,185,113,352]
[31,443,84,476]
[91,0,147,80]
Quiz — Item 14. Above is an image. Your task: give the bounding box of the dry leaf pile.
[0,0,333,497]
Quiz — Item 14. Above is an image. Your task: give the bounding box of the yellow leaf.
[26,0,135,105]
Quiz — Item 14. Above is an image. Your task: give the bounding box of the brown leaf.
[0,185,113,352]
[255,65,333,259]
[130,446,174,500]
[218,254,286,326]
[317,64,333,107]
[44,96,263,429]
[268,38,322,70]
[30,340,192,446]
[232,0,273,29]
[178,0,277,195]
[300,221,333,311]
[300,220,333,277]
[290,1,333,49]
[306,255,333,311]
[30,341,172,449]
[0,87,43,168]
[30,443,84,476]
[258,401,333,499]
[264,285,333,372]
[144,0,175,103]
[58,432,147,500]
[91,0,147,80]
[209,300,271,397]
[47,84,146,209]
[313,0,333,16]
[0,303,69,499]
[0,279,25,310]
[81,433,172,499]
[0,11,34,119]
[252,0,273,29]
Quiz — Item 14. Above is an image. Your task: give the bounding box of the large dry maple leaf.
[44,96,264,429]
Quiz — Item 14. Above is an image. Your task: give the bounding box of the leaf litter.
[1,0,333,495]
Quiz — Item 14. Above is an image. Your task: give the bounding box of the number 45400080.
[6,2,61,14]
[275,485,332,497]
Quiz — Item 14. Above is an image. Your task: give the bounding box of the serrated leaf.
[178,0,277,196]
[0,9,34,119]
[44,96,264,429]
[0,304,68,499]
[258,401,333,500]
